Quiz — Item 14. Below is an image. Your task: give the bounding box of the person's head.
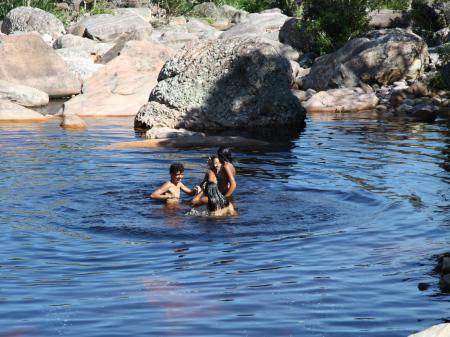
[169,163,184,183]
[208,155,221,172]
[218,147,232,164]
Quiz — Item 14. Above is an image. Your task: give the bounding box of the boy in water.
[151,163,199,205]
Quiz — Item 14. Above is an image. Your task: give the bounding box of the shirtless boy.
[151,163,198,205]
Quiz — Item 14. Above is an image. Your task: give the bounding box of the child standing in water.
[190,155,236,216]
[151,163,199,206]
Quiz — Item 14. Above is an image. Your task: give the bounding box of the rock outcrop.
[1,6,65,39]
[0,80,49,107]
[0,33,81,97]
[220,11,288,41]
[0,99,47,122]
[69,11,153,42]
[302,88,379,113]
[303,29,428,91]
[135,36,305,131]
[63,40,173,116]
[60,113,87,130]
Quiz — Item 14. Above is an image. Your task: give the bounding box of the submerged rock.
[135,36,305,131]
[60,113,87,130]
[145,127,205,139]
[0,99,47,122]
[303,29,428,91]
[0,80,49,107]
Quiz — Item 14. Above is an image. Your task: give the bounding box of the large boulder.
[1,7,65,39]
[220,11,288,41]
[63,40,173,116]
[0,80,49,107]
[0,99,47,122]
[69,11,153,42]
[279,17,313,53]
[302,88,379,113]
[303,29,428,91]
[151,17,221,50]
[0,33,81,97]
[135,36,305,131]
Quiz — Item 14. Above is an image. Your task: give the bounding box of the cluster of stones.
[1,1,450,135]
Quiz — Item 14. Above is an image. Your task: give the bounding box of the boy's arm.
[180,182,198,196]
[150,182,173,200]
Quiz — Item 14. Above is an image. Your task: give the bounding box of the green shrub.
[301,0,372,54]
[373,0,411,11]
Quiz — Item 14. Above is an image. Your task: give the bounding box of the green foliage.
[373,0,411,11]
[89,1,114,15]
[429,73,448,90]
[301,0,371,54]
[156,0,193,16]
[437,43,450,64]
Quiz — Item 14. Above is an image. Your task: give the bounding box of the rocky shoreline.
[0,2,449,134]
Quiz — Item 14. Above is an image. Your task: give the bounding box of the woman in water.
[204,162,236,217]
[191,155,236,216]
[216,147,236,199]
[191,148,237,207]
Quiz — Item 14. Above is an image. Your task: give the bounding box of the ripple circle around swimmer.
[0,114,449,337]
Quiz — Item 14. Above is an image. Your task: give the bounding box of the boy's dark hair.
[169,163,184,175]
[218,147,233,164]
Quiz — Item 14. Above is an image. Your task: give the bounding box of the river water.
[0,113,449,337]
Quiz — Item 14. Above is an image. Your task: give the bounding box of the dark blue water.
[1,114,449,337]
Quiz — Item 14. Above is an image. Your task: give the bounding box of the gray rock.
[368,9,409,29]
[152,17,220,50]
[432,27,450,47]
[303,29,428,91]
[114,7,153,22]
[74,11,153,42]
[220,11,288,41]
[0,80,49,107]
[279,17,312,53]
[1,7,65,39]
[54,34,113,58]
[191,2,222,20]
[55,47,104,82]
[218,5,248,24]
[135,36,305,131]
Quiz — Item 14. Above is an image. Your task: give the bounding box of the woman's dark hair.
[218,147,233,164]
[205,182,227,212]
